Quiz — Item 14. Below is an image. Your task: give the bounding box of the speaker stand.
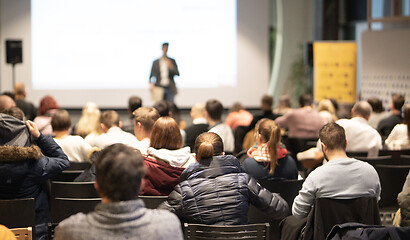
[11,63,16,88]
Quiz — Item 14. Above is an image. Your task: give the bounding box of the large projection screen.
[0,0,270,108]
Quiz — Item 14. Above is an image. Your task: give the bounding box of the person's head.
[38,95,59,116]
[167,101,181,124]
[194,132,224,162]
[299,94,313,107]
[190,103,206,120]
[149,117,182,150]
[1,106,24,121]
[277,95,291,109]
[51,109,72,132]
[390,93,405,111]
[133,107,160,139]
[403,104,410,139]
[2,92,15,100]
[205,99,223,122]
[162,42,169,56]
[318,99,335,113]
[261,95,274,111]
[95,144,147,202]
[319,122,347,155]
[367,97,384,113]
[255,118,281,174]
[153,100,170,117]
[14,82,26,98]
[351,101,372,120]
[229,102,244,113]
[75,102,103,137]
[100,110,120,132]
[128,96,142,114]
[0,95,16,112]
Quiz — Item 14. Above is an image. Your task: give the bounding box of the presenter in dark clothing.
[149,42,179,102]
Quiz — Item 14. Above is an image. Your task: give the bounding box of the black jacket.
[162,155,289,225]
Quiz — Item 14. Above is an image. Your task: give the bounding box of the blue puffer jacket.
[162,155,289,225]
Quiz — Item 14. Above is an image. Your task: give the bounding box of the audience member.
[292,123,381,218]
[129,107,160,156]
[153,100,170,117]
[33,95,59,136]
[205,99,235,153]
[1,106,25,121]
[398,170,410,227]
[1,91,15,100]
[275,94,326,139]
[273,94,292,116]
[317,99,338,123]
[242,119,298,180]
[367,97,390,129]
[14,82,37,120]
[141,117,195,195]
[385,103,410,150]
[377,93,405,140]
[184,103,209,152]
[0,114,69,239]
[75,102,103,142]
[52,109,96,162]
[161,132,289,225]
[225,102,253,130]
[92,110,139,149]
[0,95,16,111]
[54,144,183,240]
[122,96,142,134]
[248,95,280,131]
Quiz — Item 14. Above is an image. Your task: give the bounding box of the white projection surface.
[31,0,237,90]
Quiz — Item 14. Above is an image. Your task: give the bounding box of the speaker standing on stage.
[149,42,179,102]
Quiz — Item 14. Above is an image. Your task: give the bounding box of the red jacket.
[140,157,184,196]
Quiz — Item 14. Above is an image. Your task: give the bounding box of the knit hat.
[0,113,31,147]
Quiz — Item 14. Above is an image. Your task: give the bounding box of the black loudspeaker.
[6,40,23,64]
[304,42,313,68]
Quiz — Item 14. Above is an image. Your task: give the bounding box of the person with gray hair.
[335,101,382,156]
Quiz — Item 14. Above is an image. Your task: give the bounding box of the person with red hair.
[34,95,59,136]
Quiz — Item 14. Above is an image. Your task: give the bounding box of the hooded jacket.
[0,114,69,229]
[162,155,289,225]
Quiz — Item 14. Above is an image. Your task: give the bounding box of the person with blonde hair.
[242,118,298,180]
[75,102,103,140]
[318,99,338,123]
[161,132,289,225]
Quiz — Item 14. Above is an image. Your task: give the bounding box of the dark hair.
[153,100,170,117]
[38,95,59,116]
[367,97,384,113]
[299,94,313,107]
[51,109,72,131]
[404,104,410,139]
[2,91,15,100]
[133,107,160,133]
[230,102,244,113]
[255,118,281,174]
[150,117,182,150]
[95,144,147,201]
[167,101,181,124]
[100,110,120,128]
[128,96,142,113]
[1,107,24,121]
[194,132,224,161]
[319,122,347,151]
[162,42,169,47]
[205,99,223,121]
[392,93,405,110]
[329,98,339,112]
[261,95,274,109]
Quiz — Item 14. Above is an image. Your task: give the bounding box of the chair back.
[303,197,380,240]
[0,198,35,230]
[51,181,98,199]
[183,223,270,240]
[66,162,92,171]
[11,227,32,240]
[51,198,101,223]
[400,155,410,165]
[355,155,395,166]
[257,179,303,208]
[375,164,410,208]
[51,170,84,182]
[139,196,168,209]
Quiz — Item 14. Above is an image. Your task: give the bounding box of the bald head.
[352,101,372,120]
[0,95,16,111]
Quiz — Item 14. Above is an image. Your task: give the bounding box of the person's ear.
[321,143,326,152]
[118,121,123,128]
[94,182,102,198]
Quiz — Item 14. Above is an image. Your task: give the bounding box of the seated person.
[33,95,59,136]
[129,107,160,156]
[161,132,289,225]
[52,109,97,162]
[141,117,195,196]
[0,114,69,239]
[385,104,410,150]
[54,144,183,240]
[242,118,298,180]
